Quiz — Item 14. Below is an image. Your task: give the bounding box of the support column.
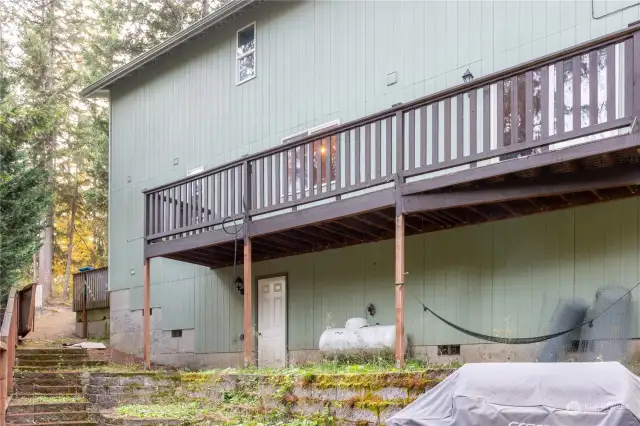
[0,348,6,426]
[243,238,253,366]
[82,276,88,338]
[395,215,405,368]
[143,258,151,369]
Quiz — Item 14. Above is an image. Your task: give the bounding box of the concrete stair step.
[14,378,82,387]
[15,372,83,380]
[17,354,88,361]
[6,422,96,426]
[16,360,107,369]
[8,403,88,415]
[6,411,88,424]
[16,349,87,356]
[14,385,84,395]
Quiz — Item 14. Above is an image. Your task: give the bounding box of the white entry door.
[258,276,287,367]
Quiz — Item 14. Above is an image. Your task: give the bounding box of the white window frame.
[280,120,341,197]
[186,166,204,177]
[307,120,341,136]
[280,120,341,145]
[236,22,256,85]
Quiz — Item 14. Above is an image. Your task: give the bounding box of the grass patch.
[13,395,87,404]
[220,389,258,405]
[117,402,204,420]
[114,402,332,425]
[82,363,148,373]
[200,358,458,376]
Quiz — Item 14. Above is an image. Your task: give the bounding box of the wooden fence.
[0,288,19,425]
[72,268,109,313]
[16,284,35,339]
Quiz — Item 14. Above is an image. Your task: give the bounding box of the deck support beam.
[143,258,151,369]
[395,215,405,368]
[243,238,254,366]
[82,276,88,339]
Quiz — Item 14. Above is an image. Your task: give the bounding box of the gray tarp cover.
[387,362,640,426]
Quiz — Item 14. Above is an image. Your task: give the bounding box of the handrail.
[0,288,18,425]
[143,22,640,195]
[0,289,16,340]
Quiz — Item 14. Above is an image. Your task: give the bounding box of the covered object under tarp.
[387,362,640,426]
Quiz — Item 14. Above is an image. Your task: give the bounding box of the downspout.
[108,91,112,293]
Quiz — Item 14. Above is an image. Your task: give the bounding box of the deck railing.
[0,288,19,424]
[72,268,109,312]
[73,268,108,339]
[144,25,640,245]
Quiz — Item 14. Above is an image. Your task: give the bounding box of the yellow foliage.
[52,196,106,301]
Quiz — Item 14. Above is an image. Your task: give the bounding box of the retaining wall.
[79,369,455,425]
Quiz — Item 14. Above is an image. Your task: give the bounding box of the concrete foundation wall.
[75,308,110,339]
[290,342,640,366]
[110,289,246,368]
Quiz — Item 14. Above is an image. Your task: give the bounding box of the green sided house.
[82,0,640,369]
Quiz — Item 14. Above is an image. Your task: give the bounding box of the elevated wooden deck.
[143,25,640,267]
[139,24,640,369]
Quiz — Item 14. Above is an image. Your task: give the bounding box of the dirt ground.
[22,307,79,346]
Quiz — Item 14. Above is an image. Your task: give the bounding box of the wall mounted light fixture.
[462,69,474,83]
[235,276,244,295]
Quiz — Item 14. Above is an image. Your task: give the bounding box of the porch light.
[235,276,244,295]
[320,145,326,154]
[462,69,474,83]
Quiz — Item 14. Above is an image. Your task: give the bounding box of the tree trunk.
[62,174,79,301]
[38,225,53,298]
[40,0,57,299]
[202,0,209,17]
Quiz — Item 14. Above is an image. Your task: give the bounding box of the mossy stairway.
[6,348,106,426]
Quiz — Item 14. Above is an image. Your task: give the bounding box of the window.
[283,120,340,194]
[171,330,183,338]
[437,344,460,356]
[236,23,256,84]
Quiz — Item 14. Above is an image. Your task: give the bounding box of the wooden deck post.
[243,238,253,366]
[82,276,88,339]
[8,296,17,393]
[395,215,405,368]
[0,348,6,426]
[143,258,151,369]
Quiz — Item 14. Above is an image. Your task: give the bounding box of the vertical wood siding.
[261,198,640,351]
[191,199,640,352]
[109,0,640,346]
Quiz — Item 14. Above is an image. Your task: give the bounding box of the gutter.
[79,0,256,98]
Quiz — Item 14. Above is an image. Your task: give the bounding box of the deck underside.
[162,141,640,269]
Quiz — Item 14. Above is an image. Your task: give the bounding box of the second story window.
[236,22,256,85]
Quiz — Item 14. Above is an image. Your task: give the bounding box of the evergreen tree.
[0,77,50,300]
[0,0,231,301]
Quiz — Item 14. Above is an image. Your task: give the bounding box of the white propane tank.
[319,318,406,355]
